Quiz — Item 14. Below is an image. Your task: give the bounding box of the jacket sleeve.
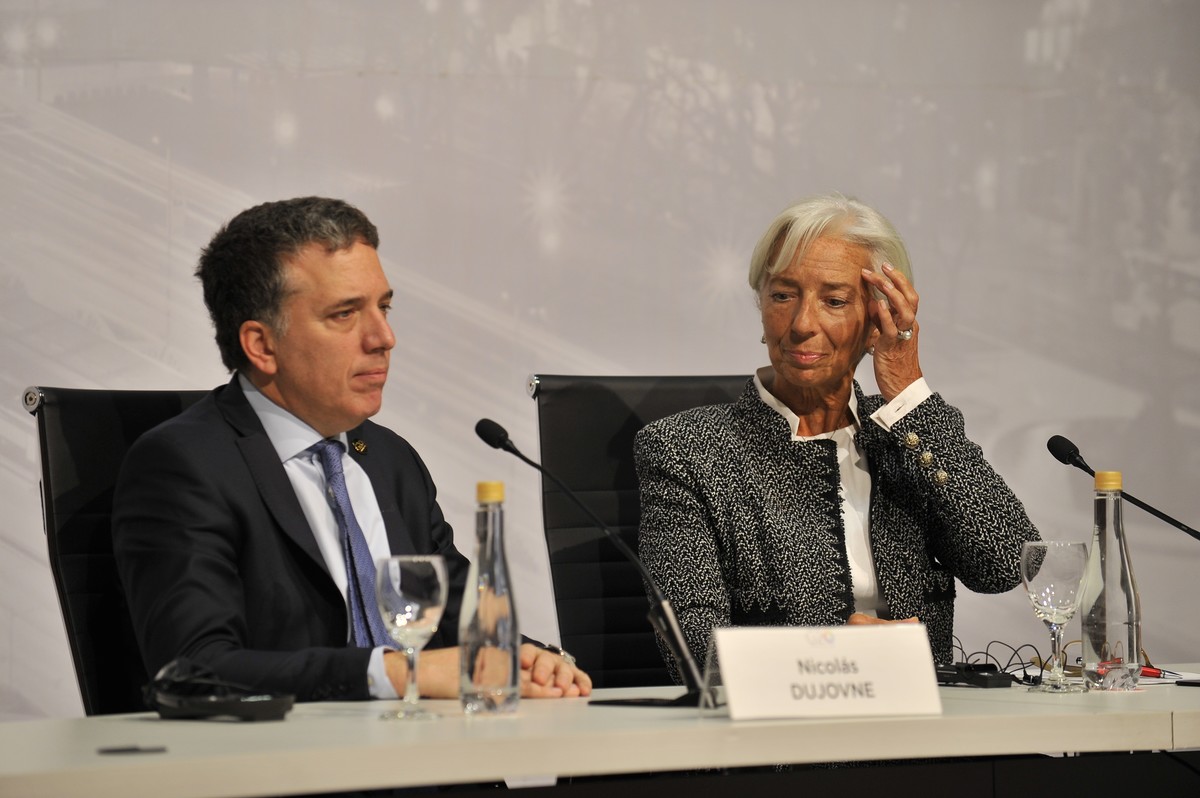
[864,392,1041,595]
[634,420,729,684]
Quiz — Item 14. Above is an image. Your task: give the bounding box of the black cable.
[1164,751,1200,779]
[960,641,1045,686]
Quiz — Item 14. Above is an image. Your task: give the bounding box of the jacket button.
[934,469,949,485]
[903,432,920,449]
[920,451,934,467]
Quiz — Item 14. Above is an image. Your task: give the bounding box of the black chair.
[527,374,747,688]
[23,386,208,715]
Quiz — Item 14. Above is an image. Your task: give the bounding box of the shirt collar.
[753,366,861,442]
[238,373,348,463]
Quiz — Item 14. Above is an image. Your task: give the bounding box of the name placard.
[712,624,942,720]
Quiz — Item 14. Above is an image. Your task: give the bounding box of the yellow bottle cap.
[1095,471,1122,491]
[476,481,505,504]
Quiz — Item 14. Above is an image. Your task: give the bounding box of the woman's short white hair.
[748,193,912,294]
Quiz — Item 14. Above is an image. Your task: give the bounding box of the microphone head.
[475,418,510,450]
[1046,435,1079,466]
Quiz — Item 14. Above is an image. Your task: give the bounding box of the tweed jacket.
[635,378,1039,677]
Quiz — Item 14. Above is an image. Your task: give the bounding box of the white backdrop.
[1,0,1197,719]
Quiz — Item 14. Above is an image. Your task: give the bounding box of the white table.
[2,681,1199,797]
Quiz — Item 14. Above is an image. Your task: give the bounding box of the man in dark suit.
[113,197,590,702]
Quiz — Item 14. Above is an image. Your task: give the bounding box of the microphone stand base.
[588,689,709,708]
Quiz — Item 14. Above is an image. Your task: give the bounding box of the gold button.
[920,451,934,467]
[934,469,949,485]
[903,432,920,449]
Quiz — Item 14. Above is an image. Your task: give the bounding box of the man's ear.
[240,320,278,376]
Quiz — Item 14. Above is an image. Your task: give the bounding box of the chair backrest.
[528,374,747,687]
[23,386,208,715]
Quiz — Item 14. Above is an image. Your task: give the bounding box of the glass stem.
[403,647,420,705]
[1047,623,1065,684]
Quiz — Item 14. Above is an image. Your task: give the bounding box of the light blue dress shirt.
[239,375,399,698]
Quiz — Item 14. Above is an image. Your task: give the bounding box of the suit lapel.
[217,378,330,573]
[346,424,418,556]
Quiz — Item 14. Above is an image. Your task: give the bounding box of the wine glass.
[1021,540,1088,693]
[376,555,449,719]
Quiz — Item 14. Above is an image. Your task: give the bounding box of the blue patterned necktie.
[309,439,390,648]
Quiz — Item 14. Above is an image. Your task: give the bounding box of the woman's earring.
[761,334,766,344]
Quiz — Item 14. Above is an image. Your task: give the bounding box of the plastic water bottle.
[1079,471,1142,690]
[459,481,520,714]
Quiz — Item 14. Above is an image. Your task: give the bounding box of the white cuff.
[366,646,399,699]
[869,378,932,431]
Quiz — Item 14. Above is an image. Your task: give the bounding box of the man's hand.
[385,644,592,699]
[519,643,592,698]
[384,647,460,698]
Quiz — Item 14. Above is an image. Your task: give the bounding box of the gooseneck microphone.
[475,418,520,456]
[1046,435,1094,476]
[1046,434,1200,543]
[475,418,707,705]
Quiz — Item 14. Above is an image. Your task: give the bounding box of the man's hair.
[196,197,380,372]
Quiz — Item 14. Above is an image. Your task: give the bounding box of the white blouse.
[753,370,932,617]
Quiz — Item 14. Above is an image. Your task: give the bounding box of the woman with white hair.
[635,193,1039,678]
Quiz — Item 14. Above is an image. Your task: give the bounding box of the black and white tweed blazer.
[635,378,1039,676]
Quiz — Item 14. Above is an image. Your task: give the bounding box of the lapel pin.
[351,439,367,454]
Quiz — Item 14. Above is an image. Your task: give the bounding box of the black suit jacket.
[113,378,469,701]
